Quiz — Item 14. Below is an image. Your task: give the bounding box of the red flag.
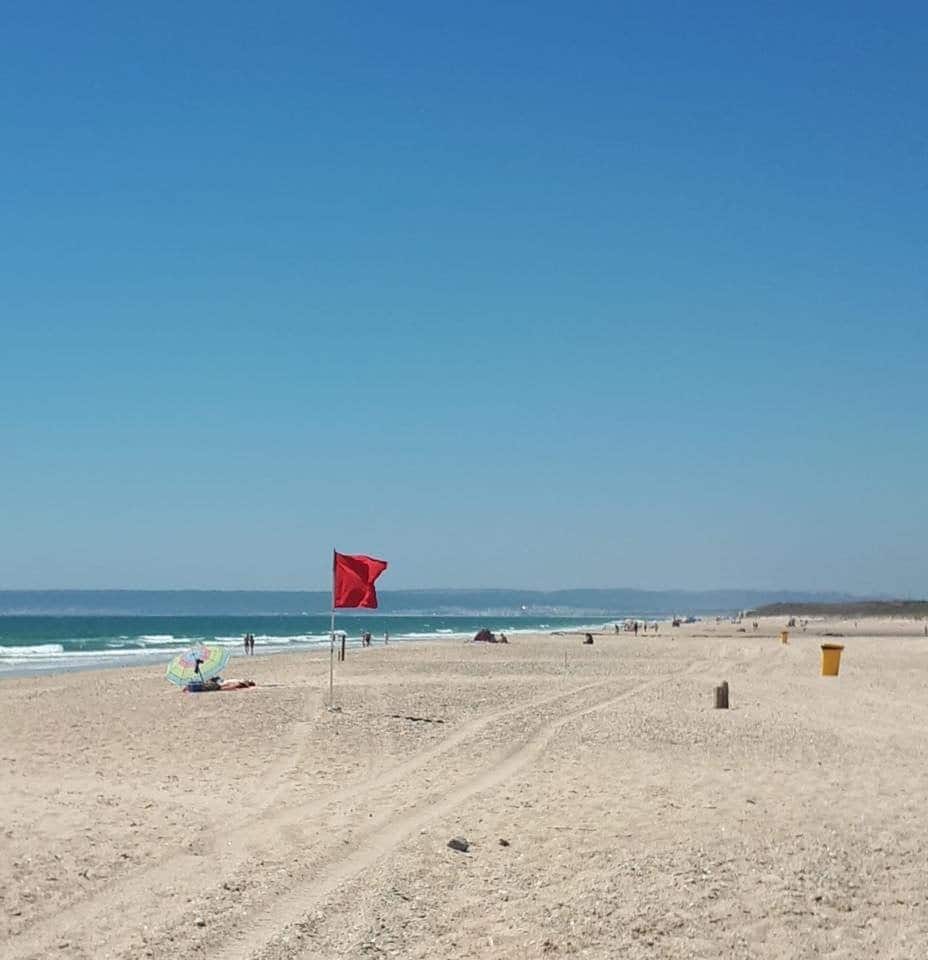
[333,551,388,609]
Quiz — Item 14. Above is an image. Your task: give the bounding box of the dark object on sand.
[185,678,256,693]
[498,838,510,847]
[583,633,594,645]
[447,837,470,853]
[472,629,507,643]
[714,680,729,709]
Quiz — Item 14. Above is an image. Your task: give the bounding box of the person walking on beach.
[384,630,389,645]
[249,633,255,655]
[243,634,249,655]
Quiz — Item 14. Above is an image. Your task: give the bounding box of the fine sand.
[3,617,928,959]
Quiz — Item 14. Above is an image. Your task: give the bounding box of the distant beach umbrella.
[165,642,230,686]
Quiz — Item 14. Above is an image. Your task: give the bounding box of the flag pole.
[329,550,336,709]
[329,608,335,708]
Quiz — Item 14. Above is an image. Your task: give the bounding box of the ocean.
[0,614,616,677]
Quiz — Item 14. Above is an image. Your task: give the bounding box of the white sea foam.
[2,647,156,661]
[0,621,594,676]
[0,646,163,667]
[0,643,65,656]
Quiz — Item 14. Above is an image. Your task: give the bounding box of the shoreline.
[0,617,613,680]
[5,610,928,681]
[0,620,652,682]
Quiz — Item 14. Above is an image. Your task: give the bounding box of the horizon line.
[0,586,870,596]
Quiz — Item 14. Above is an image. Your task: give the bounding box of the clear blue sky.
[2,2,925,594]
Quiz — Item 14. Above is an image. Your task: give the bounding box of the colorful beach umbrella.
[165,642,231,686]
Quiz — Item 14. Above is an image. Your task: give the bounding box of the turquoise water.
[0,614,617,677]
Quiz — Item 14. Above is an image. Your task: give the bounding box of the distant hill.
[750,600,928,618]
[0,588,857,616]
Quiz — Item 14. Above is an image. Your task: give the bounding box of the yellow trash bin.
[820,643,844,676]
[779,630,789,645]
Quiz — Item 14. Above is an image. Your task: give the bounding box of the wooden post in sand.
[714,681,729,709]
[339,633,346,662]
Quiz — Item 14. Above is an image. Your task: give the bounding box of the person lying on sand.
[184,678,256,692]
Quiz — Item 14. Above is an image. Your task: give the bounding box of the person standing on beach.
[384,630,389,645]
[243,634,249,655]
[249,633,255,655]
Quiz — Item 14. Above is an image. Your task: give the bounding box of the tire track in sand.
[212,665,706,960]
[6,676,618,960]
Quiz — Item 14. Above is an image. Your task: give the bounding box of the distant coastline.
[0,587,862,617]
[750,600,928,618]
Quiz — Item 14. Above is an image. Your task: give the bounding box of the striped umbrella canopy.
[165,642,231,686]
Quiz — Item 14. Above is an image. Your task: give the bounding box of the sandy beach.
[3,617,928,959]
